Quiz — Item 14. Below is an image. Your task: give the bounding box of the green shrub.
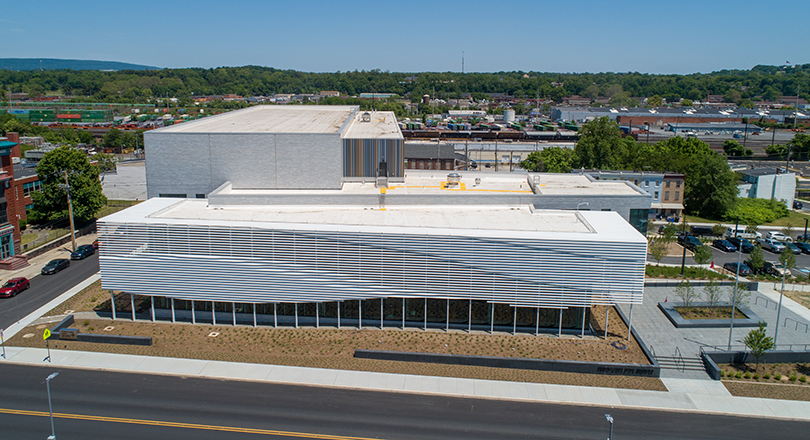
[801,375,807,383]
[764,373,771,379]
[789,373,797,382]
[720,370,726,377]
[744,371,751,379]
[775,372,782,380]
[753,373,760,380]
[735,371,743,379]
[724,198,789,225]
[18,219,26,231]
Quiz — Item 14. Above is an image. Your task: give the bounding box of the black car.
[41,259,70,275]
[677,234,703,251]
[744,260,776,276]
[794,200,803,210]
[727,237,754,253]
[723,262,752,277]
[794,241,810,254]
[70,244,96,260]
[690,226,717,237]
[712,239,736,252]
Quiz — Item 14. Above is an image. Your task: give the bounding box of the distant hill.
[0,58,159,71]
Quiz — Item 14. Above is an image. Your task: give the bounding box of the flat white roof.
[530,173,642,196]
[101,197,645,243]
[153,105,357,134]
[342,111,402,139]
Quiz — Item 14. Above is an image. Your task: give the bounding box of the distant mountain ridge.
[0,58,159,71]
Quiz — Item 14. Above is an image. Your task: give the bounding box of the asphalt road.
[1,364,808,440]
[651,240,810,273]
[0,253,99,331]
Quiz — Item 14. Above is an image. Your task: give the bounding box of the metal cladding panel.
[99,221,645,307]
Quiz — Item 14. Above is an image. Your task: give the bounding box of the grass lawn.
[684,211,810,228]
[20,232,39,246]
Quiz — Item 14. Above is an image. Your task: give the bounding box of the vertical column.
[581,307,587,338]
[191,300,196,324]
[380,298,384,329]
[358,301,362,330]
[295,303,298,328]
[150,296,155,322]
[558,309,563,337]
[110,291,116,321]
[535,307,540,336]
[512,307,516,335]
[253,304,257,328]
[337,301,341,329]
[627,304,633,341]
[212,302,216,326]
[171,298,175,323]
[423,299,427,331]
[604,306,610,339]
[232,302,236,326]
[130,294,135,321]
[401,298,405,329]
[316,303,320,329]
[467,299,471,333]
[490,303,494,333]
[446,300,449,332]
[274,303,277,328]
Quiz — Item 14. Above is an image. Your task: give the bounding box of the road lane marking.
[0,407,382,439]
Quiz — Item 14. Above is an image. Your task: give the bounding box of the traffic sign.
[43,329,51,340]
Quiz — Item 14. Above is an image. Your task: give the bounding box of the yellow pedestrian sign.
[43,329,51,340]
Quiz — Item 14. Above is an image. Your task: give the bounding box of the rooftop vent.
[361,112,371,122]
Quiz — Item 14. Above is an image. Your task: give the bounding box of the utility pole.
[59,171,77,251]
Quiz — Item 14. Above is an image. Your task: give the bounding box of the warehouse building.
[100,105,648,334]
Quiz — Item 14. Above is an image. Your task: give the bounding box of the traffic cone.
[711,261,715,269]
[665,296,668,302]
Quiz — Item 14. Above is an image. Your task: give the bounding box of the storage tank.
[504,109,515,123]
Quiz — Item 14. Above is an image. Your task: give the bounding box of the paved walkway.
[2,346,809,421]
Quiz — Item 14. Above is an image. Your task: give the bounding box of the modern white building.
[99,105,648,334]
[738,168,795,208]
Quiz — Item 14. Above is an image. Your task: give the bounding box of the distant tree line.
[1,64,809,107]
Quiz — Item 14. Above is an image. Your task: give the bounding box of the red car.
[0,277,30,298]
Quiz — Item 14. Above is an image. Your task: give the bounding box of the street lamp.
[728,215,742,351]
[46,372,59,440]
[605,414,614,440]
[576,202,589,211]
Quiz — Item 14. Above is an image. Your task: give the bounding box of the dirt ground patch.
[8,281,666,391]
[723,381,810,402]
[784,290,810,310]
[674,306,745,320]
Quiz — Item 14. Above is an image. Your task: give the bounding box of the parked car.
[757,238,786,253]
[794,241,810,254]
[797,234,810,242]
[772,263,792,277]
[794,200,803,210]
[712,239,737,252]
[782,241,802,255]
[41,259,70,275]
[0,277,29,298]
[723,262,752,277]
[766,231,792,242]
[70,244,96,260]
[677,234,703,251]
[727,237,754,253]
[690,226,717,237]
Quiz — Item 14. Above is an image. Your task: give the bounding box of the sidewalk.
[6,233,98,283]
[2,346,809,421]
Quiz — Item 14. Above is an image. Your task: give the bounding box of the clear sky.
[3,0,808,74]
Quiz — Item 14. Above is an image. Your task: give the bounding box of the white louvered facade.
[98,199,646,309]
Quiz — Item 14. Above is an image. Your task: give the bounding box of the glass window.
[666,180,671,188]
[676,180,681,188]
[654,191,659,199]
[674,192,680,201]
[664,191,670,201]
[629,209,648,234]
[22,181,42,197]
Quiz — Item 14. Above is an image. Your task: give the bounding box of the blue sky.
[3,0,808,74]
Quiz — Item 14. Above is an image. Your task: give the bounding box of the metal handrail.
[754,296,777,310]
[784,317,809,333]
[674,346,685,373]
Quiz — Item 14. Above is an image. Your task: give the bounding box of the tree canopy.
[29,146,106,223]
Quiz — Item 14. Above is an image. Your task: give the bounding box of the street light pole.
[728,216,742,351]
[46,372,59,440]
[605,414,614,440]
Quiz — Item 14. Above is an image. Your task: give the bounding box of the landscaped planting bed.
[720,362,810,400]
[7,281,665,391]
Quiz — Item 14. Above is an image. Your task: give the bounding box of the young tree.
[779,247,797,273]
[728,285,751,308]
[747,245,766,275]
[702,280,723,310]
[674,280,697,307]
[692,244,713,266]
[649,239,667,266]
[662,223,678,242]
[712,223,727,236]
[29,146,107,223]
[781,222,796,240]
[744,322,775,371]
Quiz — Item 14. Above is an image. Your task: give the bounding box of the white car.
[766,231,792,242]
